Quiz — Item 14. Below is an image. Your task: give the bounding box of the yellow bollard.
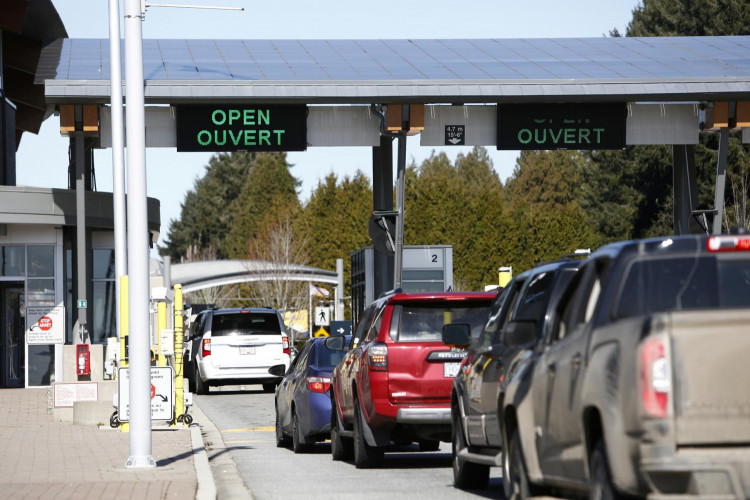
[173,285,185,426]
[498,266,513,288]
[157,301,167,367]
[119,275,129,433]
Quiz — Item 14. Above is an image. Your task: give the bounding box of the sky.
[16,0,641,254]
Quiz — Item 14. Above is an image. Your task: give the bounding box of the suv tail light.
[368,343,388,371]
[306,376,331,393]
[282,335,290,356]
[707,234,750,252]
[639,336,671,418]
[201,338,211,357]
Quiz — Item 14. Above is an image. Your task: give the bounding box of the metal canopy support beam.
[393,105,409,290]
[73,105,91,344]
[372,135,393,297]
[712,127,730,235]
[673,145,699,235]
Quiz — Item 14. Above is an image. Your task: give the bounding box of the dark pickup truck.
[501,233,750,499]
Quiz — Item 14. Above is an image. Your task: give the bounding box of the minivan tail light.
[306,376,331,393]
[201,338,211,357]
[640,337,670,418]
[282,335,290,356]
[368,343,388,371]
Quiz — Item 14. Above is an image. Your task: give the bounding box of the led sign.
[497,103,626,150]
[176,105,307,152]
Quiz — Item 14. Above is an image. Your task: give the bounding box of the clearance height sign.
[176,105,307,152]
[497,103,626,150]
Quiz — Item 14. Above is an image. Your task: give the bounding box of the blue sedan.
[274,336,350,453]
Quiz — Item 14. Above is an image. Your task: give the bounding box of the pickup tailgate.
[670,310,750,445]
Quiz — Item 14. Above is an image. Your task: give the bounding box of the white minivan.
[185,308,291,394]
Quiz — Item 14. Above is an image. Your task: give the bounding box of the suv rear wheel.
[504,427,533,500]
[353,400,384,468]
[330,394,353,461]
[452,411,489,489]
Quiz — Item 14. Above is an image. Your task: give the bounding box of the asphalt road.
[195,385,506,500]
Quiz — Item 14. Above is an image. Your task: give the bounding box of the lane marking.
[222,426,275,433]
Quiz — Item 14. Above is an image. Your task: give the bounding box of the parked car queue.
[189,230,750,500]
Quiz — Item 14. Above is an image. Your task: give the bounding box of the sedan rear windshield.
[615,256,750,318]
[211,312,281,336]
[391,303,491,342]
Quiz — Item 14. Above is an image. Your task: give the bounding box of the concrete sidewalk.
[0,388,245,500]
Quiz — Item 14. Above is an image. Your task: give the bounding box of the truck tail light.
[201,338,211,357]
[282,335,290,356]
[640,337,671,418]
[306,376,331,393]
[368,343,388,371]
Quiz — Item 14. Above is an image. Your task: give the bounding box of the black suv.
[449,255,585,490]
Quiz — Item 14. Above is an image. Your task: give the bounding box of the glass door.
[0,283,25,388]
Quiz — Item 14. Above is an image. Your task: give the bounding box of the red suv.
[328,289,495,468]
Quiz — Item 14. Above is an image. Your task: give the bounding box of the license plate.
[444,362,460,378]
[240,346,255,355]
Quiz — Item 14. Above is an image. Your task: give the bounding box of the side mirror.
[442,323,471,349]
[503,320,538,348]
[324,335,347,351]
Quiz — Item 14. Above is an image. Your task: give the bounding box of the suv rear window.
[211,312,281,336]
[615,256,750,318]
[391,304,490,342]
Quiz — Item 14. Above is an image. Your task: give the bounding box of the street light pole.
[108,0,128,369]
[124,0,154,469]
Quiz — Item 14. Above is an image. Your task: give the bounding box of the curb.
[189,400,253,500]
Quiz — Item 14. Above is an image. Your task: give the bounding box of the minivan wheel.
[194,363,208,395]
[589,439,621,500]
[353,401,384,468]
[504,428,532,500]
[452,411,489,489]
[262,382,277,393]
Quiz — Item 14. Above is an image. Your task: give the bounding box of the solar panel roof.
[37,36,750,104]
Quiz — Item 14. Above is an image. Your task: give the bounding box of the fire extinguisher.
[76,344,90,376]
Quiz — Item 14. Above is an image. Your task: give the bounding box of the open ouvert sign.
[175,105,307,152]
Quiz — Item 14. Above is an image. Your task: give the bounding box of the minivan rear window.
[393,304,491,342]
[211,312,281,336]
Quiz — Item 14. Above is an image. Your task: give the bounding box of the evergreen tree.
[160,152,256,261]
[584,0,750,239]
[297,171,373,298]
[224,152,302,258]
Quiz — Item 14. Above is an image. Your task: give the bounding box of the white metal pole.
[336,258,344,321]
[109,0,128,358]
[124,0,154,469]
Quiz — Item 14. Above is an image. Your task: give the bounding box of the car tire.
[292,410,314,454]
[452,411,489,489]
[418,439,441,452]
[504,427,533,500]
[353,400,384,469]
[589,439,621,500]
[330,395,353,461]
[275,405,290,447]
[262,382,277,393]
[194,362,208,395]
